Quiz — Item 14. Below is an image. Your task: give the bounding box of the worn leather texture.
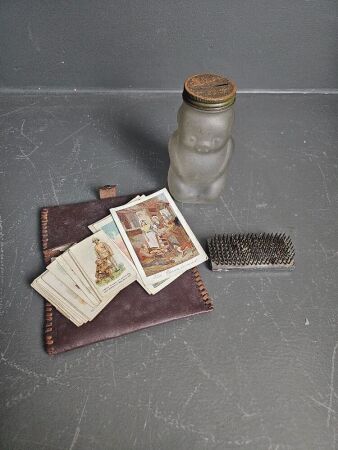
[41,194,213,355]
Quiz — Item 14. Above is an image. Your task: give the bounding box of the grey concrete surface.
[1,0,338,90]
[0,92,337,449]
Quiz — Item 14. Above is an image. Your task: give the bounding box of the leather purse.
[40,187,213,354]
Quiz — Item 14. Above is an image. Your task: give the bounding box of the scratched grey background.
[0,0,338,449]
[0,0,338,90]
[0,94,337,449]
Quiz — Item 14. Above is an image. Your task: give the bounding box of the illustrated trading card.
[88,208,180,295]
[69,230,137,300]
[58,251,101,306]
[43,270,122,322]
[110,188,208,284]
[88,215,131,260]
[32,274,85,326]
[88,214,154,294]
[47,259,95,305]
[88,196,146,259]
[42,271,94,320]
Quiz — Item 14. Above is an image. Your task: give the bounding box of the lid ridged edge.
[183,73,236,111]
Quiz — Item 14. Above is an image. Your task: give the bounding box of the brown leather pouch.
[41,188,213,355]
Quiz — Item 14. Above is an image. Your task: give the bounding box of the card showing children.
[110,188,208,284]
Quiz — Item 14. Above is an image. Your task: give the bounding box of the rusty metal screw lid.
[183,73,236,111]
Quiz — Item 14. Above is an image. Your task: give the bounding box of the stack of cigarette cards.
[31,230,137,326]
[32,189,208,326]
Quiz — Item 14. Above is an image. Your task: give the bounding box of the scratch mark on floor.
[8,247,18,289]
[6,383,42,409]
[182,339,228,395]
[327,342,338,427]
[48,169,59,205]
[69,393,89,450]
[16,119,40,158]
[17,144,47,201]
[247,280,289,343]
[2,206,21,224]
[16,120,47,201]
[318,241,328,264]
[27,22,41,52]
[2,331,15,358]
[308,395,336,416]
[237,403,257,418]
[0,354,70,387]
[143,393,152,430]
[220,196,242,232]
[55,122,91,146]
[182,383,201,410]
[104,353,117,388]
[317,163,331,204]
[0,104,36,119]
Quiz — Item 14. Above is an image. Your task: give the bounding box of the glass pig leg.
[168,137,234,203]
[167,166,202,203]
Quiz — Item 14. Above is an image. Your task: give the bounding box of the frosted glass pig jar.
[168,74,236,203]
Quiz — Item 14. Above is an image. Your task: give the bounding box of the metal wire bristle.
[208,233,295,271]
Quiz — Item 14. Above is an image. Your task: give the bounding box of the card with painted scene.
[88,195,145,259]
[69,230,137,300]
[110,188,208,285]
[88,207,182,294]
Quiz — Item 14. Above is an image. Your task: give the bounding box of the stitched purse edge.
[41,207,56,355]
[191,267,213,310]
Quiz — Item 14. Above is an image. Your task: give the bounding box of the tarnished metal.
[183,73,236,111]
